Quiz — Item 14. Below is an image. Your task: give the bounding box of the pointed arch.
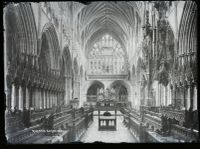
[110,80,130,102]
[40,23,60,69]
[86,80,104,102]
[5,3,38,65]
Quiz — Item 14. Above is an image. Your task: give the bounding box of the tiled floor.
[80,111,136,143]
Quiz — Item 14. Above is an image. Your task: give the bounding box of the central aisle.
[80,111,137,143]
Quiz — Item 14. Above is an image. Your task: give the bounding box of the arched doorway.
[110,83,128,102]
[87,81,104,106]
[110,80,130,108]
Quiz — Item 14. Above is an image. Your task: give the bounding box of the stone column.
[182,86,185,108]
[50,91,52,108]
[175,86,178,108]
[52,92,55,107]
[35,88,39,110]
[54,92,56,106]
[48,90,51,108]
[183,85,187,109]
[160,84,163,106]
[29,87,33,109]
[52,92,54,107]
[186,86,190,110]
[193,85,197,110]
[174,86,177,107]
[19,86,23,111]
[26,87,30,109]
[190,84,194,109]
[49,91,52,108]
[15,85,19,109]
[73,79,76,99]
[57,92,60,106]
[155,82,159,107]
[11,84,16,110]
[69,77,72,102]
[32,88,35,109]
[168,84,171,105]
[165,86,168,106]
[34,88,37,110]
[6,84,12,110]
[37,89,39,110]
[38,89,41,110]
[46,90,49,109]
[56,92,60,106]
[158,83,161,106]
[33,88,36,110]
[171,86,174,106]
[40,89,42,109]
[64,76,68,105]
[59,92,62,106]
[43,90,46,109]
[47,90,49,108]
[23,86,26,110]
[41,90,44,109]
[56,92,58,106]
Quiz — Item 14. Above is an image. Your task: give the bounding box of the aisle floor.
[80,111,136,143]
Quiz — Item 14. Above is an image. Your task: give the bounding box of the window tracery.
[88,34,127,75]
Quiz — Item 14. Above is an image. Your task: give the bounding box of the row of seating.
[5,106,94,144]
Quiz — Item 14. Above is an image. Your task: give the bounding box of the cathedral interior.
[4,1,199,143]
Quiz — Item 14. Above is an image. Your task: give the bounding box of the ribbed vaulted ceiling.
[73,1,143,57]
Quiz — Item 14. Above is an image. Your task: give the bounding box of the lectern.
[96,100,117,131]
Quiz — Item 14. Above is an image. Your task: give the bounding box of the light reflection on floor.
[80,111,136,143]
